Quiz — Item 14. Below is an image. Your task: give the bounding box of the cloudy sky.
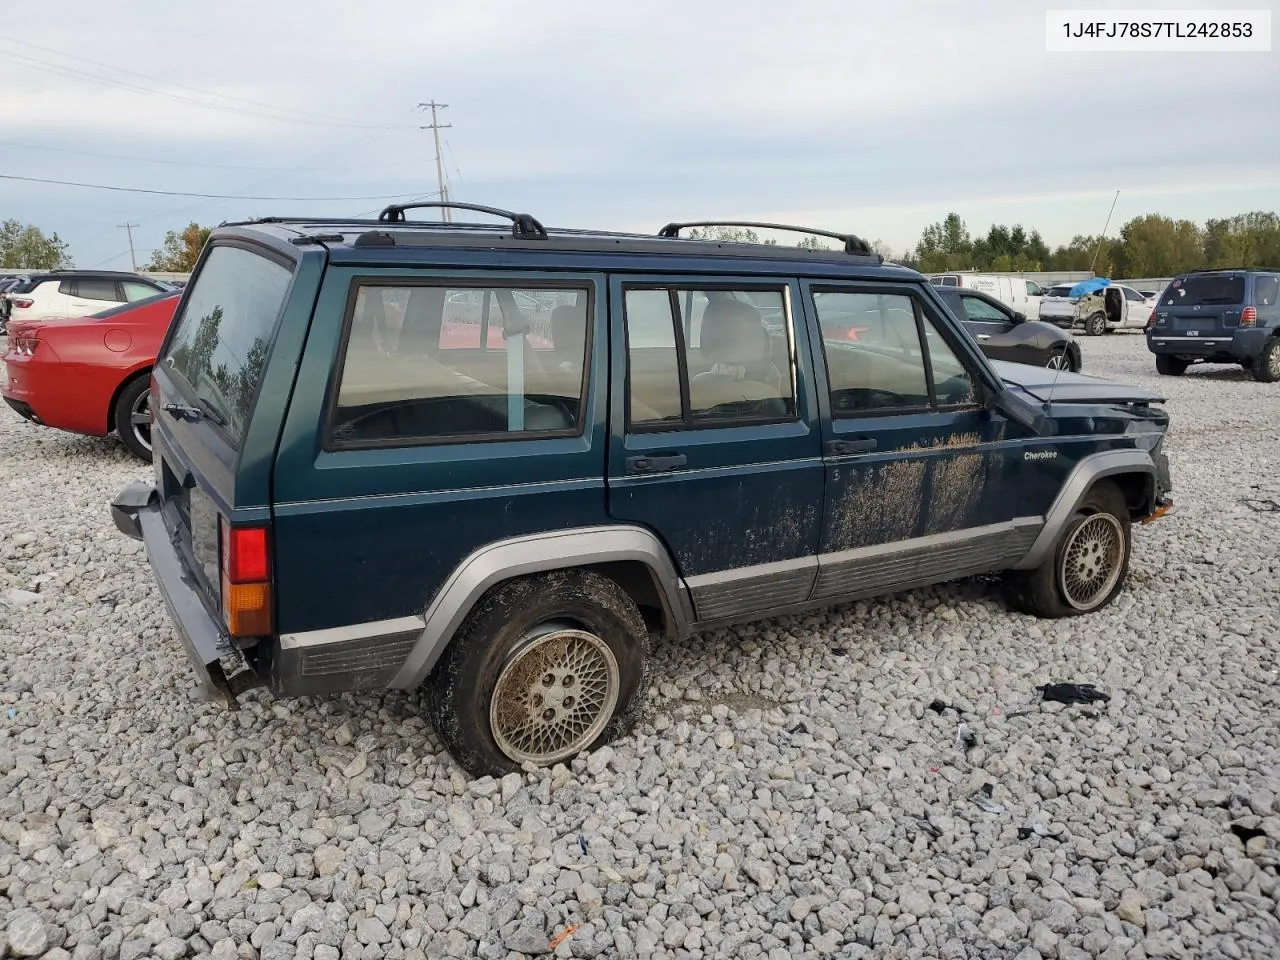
[1,0,1277,268]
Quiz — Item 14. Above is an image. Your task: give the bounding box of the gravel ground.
[2,332,1279,960]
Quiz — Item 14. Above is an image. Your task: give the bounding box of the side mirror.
[985,385,1054,436]
[1012,311,1027,323]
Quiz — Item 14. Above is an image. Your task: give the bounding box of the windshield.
[1045,285,1074,298]
[1162,275,1246,307]
[160,245,292,444]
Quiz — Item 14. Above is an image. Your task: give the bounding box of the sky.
[1,0,1277,269]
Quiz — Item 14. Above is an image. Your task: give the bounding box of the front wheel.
[113,375,153,462]
[1155,355,1188,376]
[1084,312,1107,337]
[426,569,650,778]
[1004,482,1131,619]
[1249,339,1280,383]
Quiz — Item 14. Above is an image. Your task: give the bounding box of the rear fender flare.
[1013,449,1156,570]
[389,525,692,690]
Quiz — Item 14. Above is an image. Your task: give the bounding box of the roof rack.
[1187,265,1280,273]
[376,201,548,240]
[657,220,879,259]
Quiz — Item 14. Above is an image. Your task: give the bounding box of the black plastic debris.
[1037,683,1111,705]
[1243,498,1280,513]
[972,783,1004,814]
[916,819,943,838]
[578,835,588,855]
[928,699,953,715]
[955,722,976,754]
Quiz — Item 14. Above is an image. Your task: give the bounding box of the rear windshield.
[1162,275,1245,307]
[1046,285,1074,297]
[160,245,293,444]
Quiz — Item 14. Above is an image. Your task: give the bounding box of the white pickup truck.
[1039,283,1155,335]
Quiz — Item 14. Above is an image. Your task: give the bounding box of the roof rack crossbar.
[376,202,548,240]
[657,220,877,258]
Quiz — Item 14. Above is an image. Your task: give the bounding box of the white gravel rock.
[1,333,1278,958]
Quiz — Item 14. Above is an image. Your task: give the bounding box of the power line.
[0,45,413,130]
[0,172,432,202]
[0,139,427,174]
[0,36,402,128]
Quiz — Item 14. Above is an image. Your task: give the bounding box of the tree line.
[5,210,1277,278]
[905,210,1280,278]
[0,219,211,272]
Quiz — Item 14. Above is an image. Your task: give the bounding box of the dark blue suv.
[112,203,1174,778]
[1147,268,1280,381]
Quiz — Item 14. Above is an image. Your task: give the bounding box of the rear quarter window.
[160,244,293,444]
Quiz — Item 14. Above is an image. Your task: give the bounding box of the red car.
[3,291,180,461]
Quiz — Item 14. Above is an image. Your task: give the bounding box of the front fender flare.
[1013,448,1156,570]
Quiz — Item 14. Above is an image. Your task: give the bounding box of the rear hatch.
[1150,274,1247,335]
[149,242,297,620]
[1038,286,1078,322]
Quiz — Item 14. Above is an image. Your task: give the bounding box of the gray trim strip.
[1013,448,1155,570]
[686,556,817,621]
[279,615,427,650]
[1150,336,1233,342]
[811,518,1042,601]
[388,525,692,690]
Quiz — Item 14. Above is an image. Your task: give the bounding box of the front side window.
[331,282,590,446]
[161,245,293,444]
[959,295,1010,322]
[623,287,795,429]
[1026,281,1044,296]
[812,289,975,414]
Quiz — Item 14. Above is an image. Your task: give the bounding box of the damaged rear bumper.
[111,480,240,704]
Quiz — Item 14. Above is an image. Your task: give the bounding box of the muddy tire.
[426,569,650,778]
[1003,481,1131,619]
[1155,355,1187,376]
[1084,312,1107,336]
[113,374,153,462]
[1249,338,1280,383]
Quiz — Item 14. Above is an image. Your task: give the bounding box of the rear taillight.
[219,517,273,637]
[11,336,39,356]
[11,298,33,310]
[1241,306,1257,327]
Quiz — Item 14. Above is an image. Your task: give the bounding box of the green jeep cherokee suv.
[112,203,1174,778]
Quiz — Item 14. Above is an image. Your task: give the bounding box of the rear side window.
[331,281,591,447]
[161,245,293,444]
[1122,287,1144,302]
[1254,276,1278,307]
[622,286,796,429]
[1163,275,1245,306]
[77,279,121,301]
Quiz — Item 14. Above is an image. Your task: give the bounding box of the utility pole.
[417,101,451,222]
[1089,190,1120,274]
[118,222,138,271]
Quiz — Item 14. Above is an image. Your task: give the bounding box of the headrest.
[699,299,768,366]
[552,305,587,359]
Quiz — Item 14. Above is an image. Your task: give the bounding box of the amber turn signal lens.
[222,578,272,636]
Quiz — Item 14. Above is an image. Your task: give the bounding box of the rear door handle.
[976,334,991,341]
[827,438,877,456]
[626,453,687,474]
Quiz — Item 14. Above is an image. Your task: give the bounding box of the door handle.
[976,334,991,341]
[626,453,687,474]
[827,438,877,456]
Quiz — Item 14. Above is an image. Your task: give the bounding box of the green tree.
[0,220,71,269]
[1203,212,1280,268]
[1113,214,1203,277]
[913,213,973,272]
[146,222,212,271]
[685,226,776,244]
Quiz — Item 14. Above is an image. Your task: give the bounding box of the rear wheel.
[426,569,650,778]
[113,374,153,462]
[1084,312,1107,337]
[1155,355,1187,376]
[1004,482,1131,619]
[1249,339,1280,383]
